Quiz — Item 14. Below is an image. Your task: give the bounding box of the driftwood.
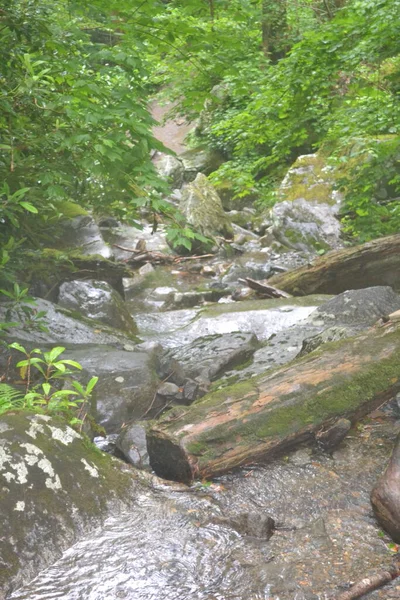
[238,277,291,299]
[269,233,400,296]
[334,555,400,600]
[147,321,400,482]
[113,244,215,266]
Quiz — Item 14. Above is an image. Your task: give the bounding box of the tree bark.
[268,234,400,296]
[147,321,400,482]
[261,0,287,62]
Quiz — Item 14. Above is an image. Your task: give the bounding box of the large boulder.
[0,297,132,346]
[62,346,159,432]
[180,173,233,240]
[270,198,343,254]
[50,215,114,258]
[180,146,225,182]
[277,153,343,206]
[58,279,138,335]
[371,434,400,543]
[153,152,184,188]
[0,412,137,598]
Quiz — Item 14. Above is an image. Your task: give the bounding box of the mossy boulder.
[278,153,343,206]
[180,173,233,241]
[269,198,343,254]
[49,215,114,259]
[0,413,138,597]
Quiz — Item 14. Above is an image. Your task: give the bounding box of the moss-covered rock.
[0,413,138,597]
[278,153,343,206]
[180,173,233,240]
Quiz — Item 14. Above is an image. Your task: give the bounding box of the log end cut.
[147,431,194,482]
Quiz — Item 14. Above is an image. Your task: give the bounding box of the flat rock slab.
[147,321,400,482]
[157,332,259,383]
[0,413,137,598]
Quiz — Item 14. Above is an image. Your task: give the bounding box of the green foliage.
[0,0,167,245]
[0,283,48,333]
[0,342,98,427]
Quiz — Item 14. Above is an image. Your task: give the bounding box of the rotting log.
[269,234,400,296]
[147,321,400,482]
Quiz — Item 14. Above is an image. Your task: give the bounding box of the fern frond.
[0,384,25,414]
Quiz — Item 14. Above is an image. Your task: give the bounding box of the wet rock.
[62,346,159,432]
[311,286,400,329]
[0,297,131,346]
[98,216,120,228]
[153,152,184,188]
[116,423,150,470]
[180,173,234,240]
[270,198,343,254]
[180,146,224,182]
[316,418,352,451]
[0,413,136,598]
[156,381,183,404]
[157,332,259,383]
[297,326,350,357]
[51,215,114,258]
[371,434,400,543]
[102,223,170,261]
[217,512,275,540]
[58,280,138,334]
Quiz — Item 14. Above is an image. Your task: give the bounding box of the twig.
[335,555,400,599]
[139,371,175,420]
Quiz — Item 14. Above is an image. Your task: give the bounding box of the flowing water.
[9,402,400,600]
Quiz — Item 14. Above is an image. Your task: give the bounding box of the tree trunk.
[147,321,400,482]
[268,234,400,296]
[261,0,287,62]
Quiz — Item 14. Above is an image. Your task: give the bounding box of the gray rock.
[62,346,159,432]
[153,152,184,188]
[312,286,400,328]
[58,280,137,334]
[180,146,224,182]
[270,198,343,254]
[0,413,137,598]
[102,223,170,261]
[116,423,150,470]
[0,297,131,346]
[52,215,113,258]
[297,326,350,357]
[157,332,259,383]
[157,381,183,404]
[180,173,233,240]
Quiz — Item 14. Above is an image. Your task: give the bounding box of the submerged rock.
[371,434,400,543]
[0,413,137,598]
[180,173,233,241]
[58,279,138,335]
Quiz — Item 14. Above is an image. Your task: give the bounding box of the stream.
[7,105,400,600]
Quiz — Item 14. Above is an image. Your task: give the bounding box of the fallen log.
[147,321,400,482]
[269,234,400,296]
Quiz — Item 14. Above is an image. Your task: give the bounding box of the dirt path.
[150,101,193,155]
